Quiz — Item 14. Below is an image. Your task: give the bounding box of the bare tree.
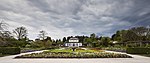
[38,30,47,40]
[13,26,28,40]
[2,31,12,38]
[0,20,10,38]
[0,20,8,31]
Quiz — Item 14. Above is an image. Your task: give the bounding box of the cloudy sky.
[0,0,150,40]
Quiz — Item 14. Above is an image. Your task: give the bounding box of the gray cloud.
[0,0,150,39]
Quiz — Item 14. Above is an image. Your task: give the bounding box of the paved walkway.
[0,50,150,63]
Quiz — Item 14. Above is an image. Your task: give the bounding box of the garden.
[15,48,132,58]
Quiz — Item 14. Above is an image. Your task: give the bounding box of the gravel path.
[0,50,150,63]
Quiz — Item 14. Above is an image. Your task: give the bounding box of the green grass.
[47,49,73,53]
[21,48,45,53]
[44,48,103,53]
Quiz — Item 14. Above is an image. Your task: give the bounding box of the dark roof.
[69,38,79,40]
[65,42,82,43]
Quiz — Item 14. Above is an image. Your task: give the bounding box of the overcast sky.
[0,0,150,40]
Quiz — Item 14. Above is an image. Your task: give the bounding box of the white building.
[65,38,82,47]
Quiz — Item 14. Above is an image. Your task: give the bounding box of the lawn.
[45,48,102,53]
[15,48,132,58]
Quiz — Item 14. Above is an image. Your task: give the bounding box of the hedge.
[0,47,20,55]
[127,47,150,54]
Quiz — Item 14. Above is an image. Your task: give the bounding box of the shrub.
[103,47,126,52]
[127,47,150,54]
[0,47,20,55]
[0,53,2,57]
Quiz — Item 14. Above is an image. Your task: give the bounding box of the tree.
[0,21,11,39]
[62,37,67,42]
[56,39,63,46]
[75,35,88,42]
[111,30,128,42]
[125,30,141,41]
[84,38,92,47]
[112,31,122,41]
[45,37,52,41]
[101,37,111,47]
[130,27,147,37]
[38,30,47,40]
[0,21,8,31]
[111,34,117,41]
[45,40,52,48]
[90,33,97,41]
[128,27,149,41]
[1,31,13,40]
[120,30,128,42]
[13,26,28,40]
[90,33,96,38]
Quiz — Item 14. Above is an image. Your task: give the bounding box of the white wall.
[65,43,82,47]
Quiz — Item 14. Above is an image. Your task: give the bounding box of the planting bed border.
[15,52,132,58]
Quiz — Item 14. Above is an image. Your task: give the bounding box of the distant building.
[65,38,82,47]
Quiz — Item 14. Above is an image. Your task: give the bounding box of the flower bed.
[15,52,132,58]
[15,49,132,58]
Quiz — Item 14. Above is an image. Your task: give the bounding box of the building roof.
[65,42,82,43]
[69,38,79,40]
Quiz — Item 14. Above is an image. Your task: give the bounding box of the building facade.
[65,38,82,47]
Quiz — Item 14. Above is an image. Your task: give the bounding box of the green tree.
[45,37,52,41]
[130,27,147,37]
[84,38,92,47]
[45,40,52,48]
[112,30,128,42]
[62,37,67,42]
[101,37,111,47]
[128,27,148,41]
[90,33,96,38]
[124,30,140,41]
[114,31,122,41]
